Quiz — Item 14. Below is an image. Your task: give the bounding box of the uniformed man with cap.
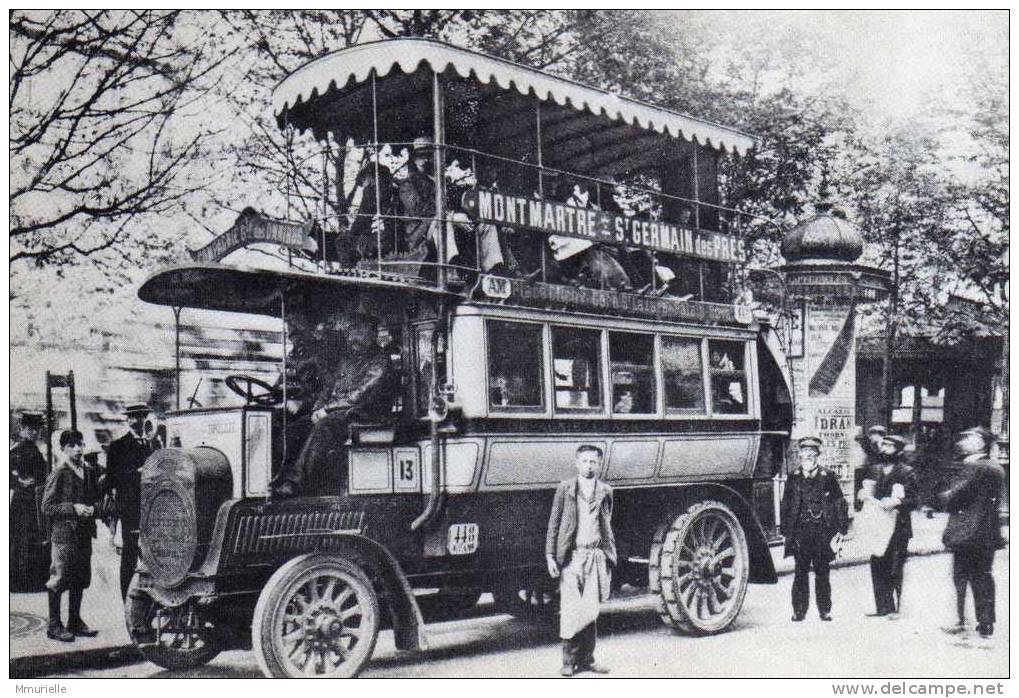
[780,435,848,621]
[860,433,917,618]
[939,426,1004,638]
[10,412,49,591]
[103,403,155,600]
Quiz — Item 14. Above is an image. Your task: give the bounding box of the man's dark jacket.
[10,438,47,519]
[780,467,849,559]
[545,477,617,569]
[104,431,153,531]
[868,459,918,541]
[939,456,1004,551]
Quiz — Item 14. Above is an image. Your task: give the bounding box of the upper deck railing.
[271,139,766,305]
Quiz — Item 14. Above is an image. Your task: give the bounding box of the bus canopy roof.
[272,38,756,156]
[138,263,456,317]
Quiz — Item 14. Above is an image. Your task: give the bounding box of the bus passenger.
[345,147,397,265]
[397,137,508,276]
[271,313,400,498]
[548,181,630,291]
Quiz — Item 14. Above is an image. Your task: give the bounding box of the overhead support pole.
[173,306,183,410]
[371,69,383,272]
[432,70,447,290]
[536,98,547,283]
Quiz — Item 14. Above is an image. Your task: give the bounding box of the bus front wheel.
[648,500,749,635]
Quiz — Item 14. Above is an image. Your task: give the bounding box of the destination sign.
[461,189,745,264]
[475,275,749,326]
[189,207,313,263]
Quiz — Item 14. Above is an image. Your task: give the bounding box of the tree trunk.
[880,237,900,428]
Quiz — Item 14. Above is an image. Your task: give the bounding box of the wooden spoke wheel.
[649,500,749,635]
[252,554,380,678]
[125,574,222,670]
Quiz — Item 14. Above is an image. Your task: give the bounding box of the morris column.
[779,210,890,502]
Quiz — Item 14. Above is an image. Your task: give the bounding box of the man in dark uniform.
[271,313,399,497]
[103,403,154,600]
[780,436,849,622]
[10,412,49,591]
[940,426,1005,638]
[42,430,100,642]
[860,434,917,619]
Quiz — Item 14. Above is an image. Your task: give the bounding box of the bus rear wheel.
[649,500,749,635]
[252,554,380,678]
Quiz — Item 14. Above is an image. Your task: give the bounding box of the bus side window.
[708,339,747,414]
[662,336,705,414]
[552,326,602,412]
[487,320,544,410]
[609,332,655,414]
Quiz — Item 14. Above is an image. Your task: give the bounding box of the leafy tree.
[9,10,228,284]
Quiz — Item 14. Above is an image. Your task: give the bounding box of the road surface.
[48,552,1008,678]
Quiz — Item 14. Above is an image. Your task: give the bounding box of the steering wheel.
[225,374,281,406]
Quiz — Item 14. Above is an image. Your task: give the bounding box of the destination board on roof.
[189,207,313,263]
[461,189,745,264]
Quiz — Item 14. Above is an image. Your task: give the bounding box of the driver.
[271,312,399,498]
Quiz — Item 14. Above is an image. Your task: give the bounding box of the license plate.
[447,523,479,555]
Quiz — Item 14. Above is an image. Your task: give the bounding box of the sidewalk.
[10,527,139,678]
[9,512,1004,678]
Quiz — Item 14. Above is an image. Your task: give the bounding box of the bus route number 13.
[394,451,419,491]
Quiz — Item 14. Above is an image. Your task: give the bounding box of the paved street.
[42,552,1007,679]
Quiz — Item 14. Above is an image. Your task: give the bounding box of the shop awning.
[272,38,757,156]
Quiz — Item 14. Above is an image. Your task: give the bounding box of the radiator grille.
[230,510,365,556]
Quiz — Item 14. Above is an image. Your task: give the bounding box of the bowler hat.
[867,425,887,436]
[798,436,823,452]
[124,403,151,416]
[19,412,43,429]
[411,136,434,154]
[882,434,907,452]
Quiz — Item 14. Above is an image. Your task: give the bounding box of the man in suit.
[10,412,49,591]
[860,434,917,619]
[939,426,1004,638]
[41,430,100,642]
[781,436,849,622]
[103,403,154,600]
[545,445,616,677]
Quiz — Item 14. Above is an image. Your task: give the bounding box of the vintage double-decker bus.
[130,38,794,677]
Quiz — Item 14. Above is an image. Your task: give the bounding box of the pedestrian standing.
[103,403,154,600]
[860,434,917,619]
[939,426,1004,638]
[41,430,100,642]
[546,445,616,677]
[780,436,849,622]
[10,412,50,591]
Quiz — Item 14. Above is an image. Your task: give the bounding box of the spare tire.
[139,448,232,588]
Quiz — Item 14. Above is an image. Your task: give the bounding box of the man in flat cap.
[103,403,154,600]
[10,412,49,591]
[780,436,848,621]
[42,429,100,641]
[859,433,917,619]
[939,426,1004,638]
